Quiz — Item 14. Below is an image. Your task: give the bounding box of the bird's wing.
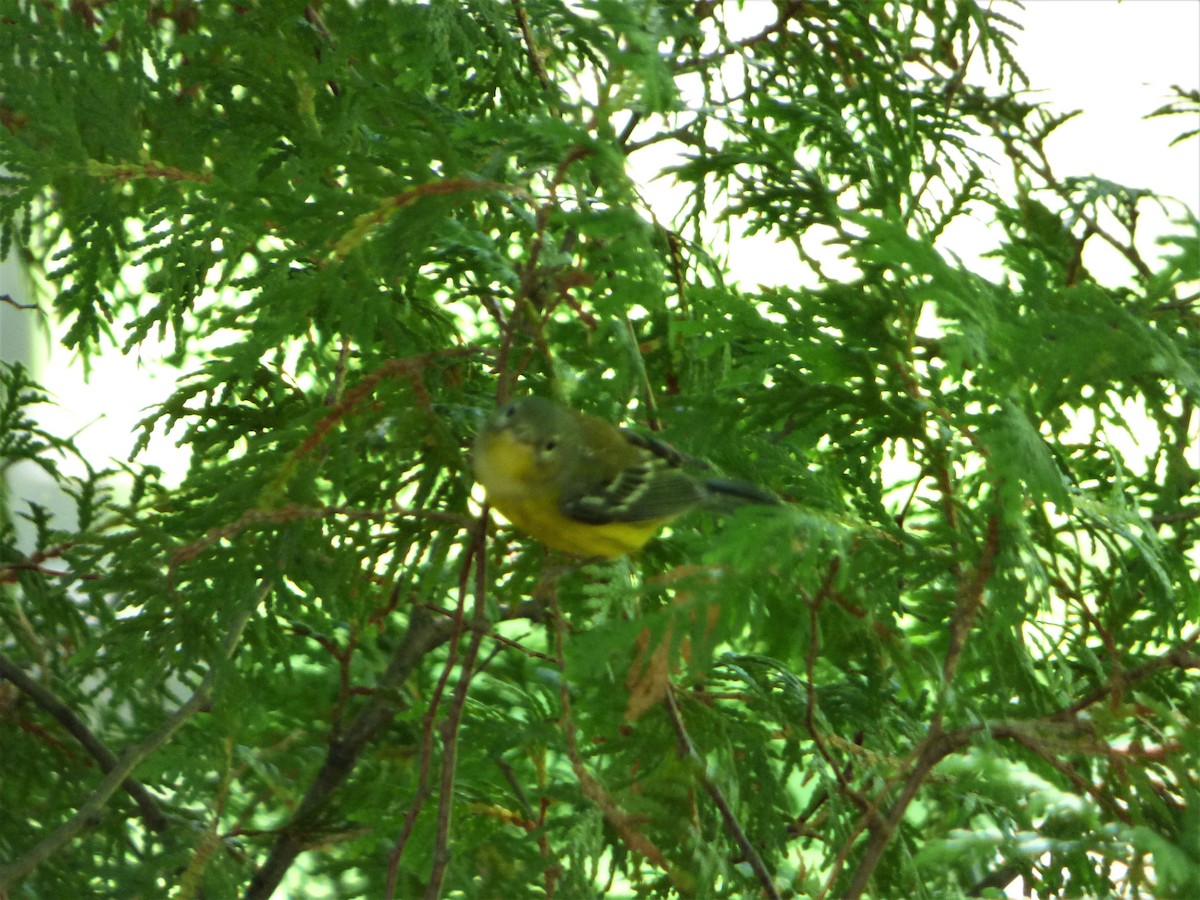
[559,454,707,524]
[619,428,710,470]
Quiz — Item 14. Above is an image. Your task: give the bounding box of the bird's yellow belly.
[489,493,663,558]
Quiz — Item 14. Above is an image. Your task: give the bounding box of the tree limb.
[245,605,458,899]
[0,584,261,891]
[0,652,168,834]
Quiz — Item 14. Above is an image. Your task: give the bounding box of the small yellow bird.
[473,396,778,558]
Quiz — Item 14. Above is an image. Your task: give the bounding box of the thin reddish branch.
[423,516,492,898]
[803,559,875,814]
[327,178,527,264]
[1050,629,1200,723]
[832,630,1199,899]
[942,512,1001,684]
[168,501,471,577]
[0,542,86,585]
[510,0,551,90]
[833,513,1002,898]
[841,725,972,900]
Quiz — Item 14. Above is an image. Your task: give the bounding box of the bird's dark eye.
[542,438,558,452]
[503,403,518,419]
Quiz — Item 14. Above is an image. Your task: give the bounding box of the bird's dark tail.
[702,478,781,510]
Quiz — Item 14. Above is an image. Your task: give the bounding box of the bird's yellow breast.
[490,492,664,558]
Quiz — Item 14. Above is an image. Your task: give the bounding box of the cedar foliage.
[1,1,1198,897]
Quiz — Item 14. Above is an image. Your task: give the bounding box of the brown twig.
[1049,629,1200,723]
[1,293,43,312]
[0,542,91,585]
[809,557,886,900]
[381,615,462,898]
[383,509,497,897]
[835,513,1001,898]
[841,724,973,900]
[326,178,527,264]
[942,513,1001,684]
[835,629,1200,899]
[494,143,595,398]
[803,558,875,814]
[510,0,551,90]
[996,134,1154,283]
[169,501,471,575]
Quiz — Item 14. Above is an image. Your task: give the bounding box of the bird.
[473,395,779,558]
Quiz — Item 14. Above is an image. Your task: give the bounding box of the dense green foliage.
[2,1,1197,897]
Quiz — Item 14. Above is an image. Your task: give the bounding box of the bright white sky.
[1005,0,1199,280]
[1020,0,1199,203]
[1,0,1197,487]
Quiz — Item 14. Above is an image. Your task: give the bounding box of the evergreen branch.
[497,142,596,398]
[1049,629,1200,722]
[169,501,471,575]
[0,542,91,585]
[550,591,682,887]
[0,652,168,834]
[802,558,874,814]
[4,1,1194,894]
[0,583,262,892]
[246,604,459,899]
[385,579,477,896]
[942,512,1001,684]
[838,630,1200,899]
[841,724,974,900]
[663,686,781,900]
[997,132,1156,282]
[842,512,1001,898]
[262,349,478,507]
[327,178,529,264]
[84,160,213,183]
[510,0,551,91]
